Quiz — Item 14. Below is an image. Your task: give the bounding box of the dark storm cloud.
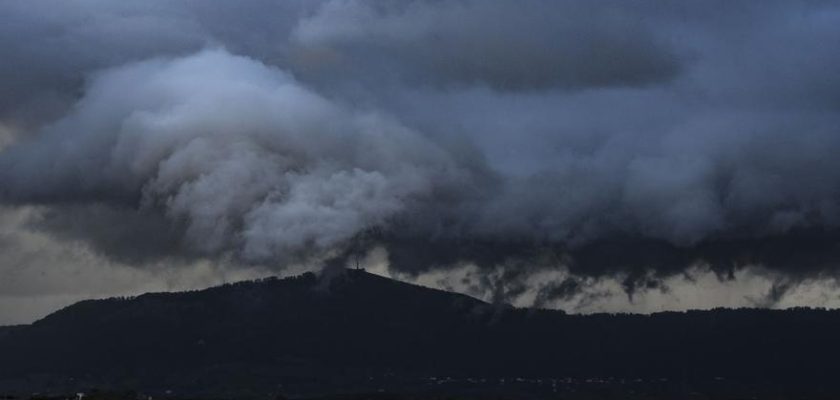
[290,0,683,91]
[1,0,840,298]
[0,0,316,128]
[0,2,198,127]
[28,204,188,265]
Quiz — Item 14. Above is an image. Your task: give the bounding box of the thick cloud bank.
[2,0,840,303]
[1,50,472,264]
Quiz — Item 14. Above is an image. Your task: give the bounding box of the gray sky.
[2,0,840,324]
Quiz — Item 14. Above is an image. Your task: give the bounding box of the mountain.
[1,269,840,399]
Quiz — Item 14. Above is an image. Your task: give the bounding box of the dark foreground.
[2,270,839,399]
[4,380,840,400]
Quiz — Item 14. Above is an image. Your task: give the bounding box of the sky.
[2,0,840,324]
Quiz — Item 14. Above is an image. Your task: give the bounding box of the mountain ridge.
[22,268,827,329]
[28,270,492,327]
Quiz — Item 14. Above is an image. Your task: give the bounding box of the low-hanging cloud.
[2,0,840,304]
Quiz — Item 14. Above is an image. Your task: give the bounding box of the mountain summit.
[1,270,839,398]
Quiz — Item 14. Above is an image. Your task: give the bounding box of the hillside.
[1,270,839,399]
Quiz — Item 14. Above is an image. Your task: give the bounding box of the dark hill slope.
[1,270,840,398]
[0,271,497,394]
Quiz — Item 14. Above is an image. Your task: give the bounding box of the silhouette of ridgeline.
[1,269,839,399]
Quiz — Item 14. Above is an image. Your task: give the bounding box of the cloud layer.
[2,0,840,306]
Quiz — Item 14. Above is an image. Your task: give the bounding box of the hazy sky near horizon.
[2,0,840,324]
